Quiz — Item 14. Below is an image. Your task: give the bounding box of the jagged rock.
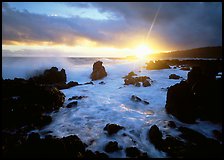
[131,95,142,102]
[91,61,107,80]
[169,74,181,79]
[104,123,124,135]
[135,82,141,87]
[30,67,66,84]
[66,101,78,108]
[68,96,87,101]
[104,141,121,153]
[123,71,137,79]
[84,81,94,85]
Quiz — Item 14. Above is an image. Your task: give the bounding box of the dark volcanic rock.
[148,125,163,148]
[104,141,121,153]
[167,121,176,128]
[165,81,197,123]
[104,123,124,135]
[169,74,181,79]
[30,67,66,84]
[131,95,149,105]
[125,147,148,158]
[2,78,65,130]
[66,101,78,108]
[91,61,107,80]
[68,96,87,101]
[166,64,222,123]
[143,79,151,87]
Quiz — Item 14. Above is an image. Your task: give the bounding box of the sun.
[134,44,154,59]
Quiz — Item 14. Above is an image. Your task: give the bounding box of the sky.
[2,2,222,57]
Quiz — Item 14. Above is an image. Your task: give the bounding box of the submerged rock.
[131,95,149,105]
[91,61,107,80]
[169,74,181,79]
[148,125,163,148]
[104,141,121,153]
[103,123,124,135]
[99,81,105,85]
[68,96,88,101]
[66,101,78,108]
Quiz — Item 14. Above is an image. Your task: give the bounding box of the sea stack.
[91,61,107,80]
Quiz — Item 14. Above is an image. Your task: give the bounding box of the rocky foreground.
[1,59,223,158]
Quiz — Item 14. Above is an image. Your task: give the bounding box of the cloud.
[2,2,222,51]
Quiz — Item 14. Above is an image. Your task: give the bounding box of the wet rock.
[167,121,176,128]
[84,81,94,85]
[104,141,121,153]
[30,67,66,84]
[104,123,124,135]
[131,95,149,105]
[94,151,109,158]
[124,77,136,85]
[99,81,105,84]
[66,101,78,108]
[91,61,107,80]
[169,74,181,79]
[135,82,141,87]
[123,71,137,79]
[143,79,151,87]
[68,96,87,101]
[148,125,163,148]
[125,147,148,158]
[165,81,197,123]
[34,115,52,129]
[131,95,142,102]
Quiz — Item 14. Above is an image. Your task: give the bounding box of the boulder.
[167,121,176,128]
[148,125,163,148]
[123,71,137,79]
[104,141,121,153]
[66,101,78,108]
[103,123,124,135]
[143,79,151,87]
[91,61,107,80]
[131,95,142,102]
[169,74,181,79]
[30,67,67,84]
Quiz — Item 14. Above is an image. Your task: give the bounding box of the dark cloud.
[2,2,222,50]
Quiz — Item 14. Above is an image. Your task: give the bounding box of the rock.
[91,61,107,80]
[142,79,151,87]
[84,81,94,85]
[67,81,79,87]
[123,71,137,79]
[66,101,78,108]
[94,151,109,158]
[104,141,121,153]
[148,125,163,148]
[30,67,67,84]
[167,121,176,128]
[131,95,149,105]
[2,79,65,130]
[68,96,87,101]
[99,81,105,84]
[131,95,142,102]
[187,66,202,85]
[125,147,148,158]
[103,123,124,135]
[146,60,170,70]
[165,81,197,123]
[143,100,149,105]
[124,77,136,85]
[34,115,52,129]
[169,74,181,79]
[135,82,141,87]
